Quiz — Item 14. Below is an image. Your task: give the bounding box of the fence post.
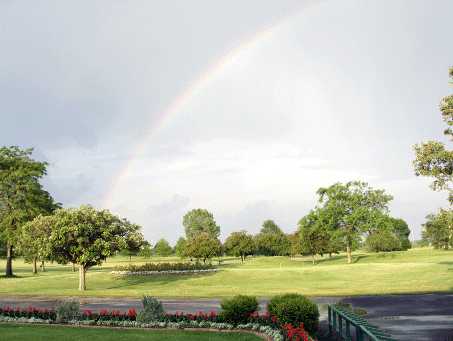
[332,310,337,335]
[328,305,332,335]
[356,326,363,341]
[345,320,351,341]
[338,315,343,339]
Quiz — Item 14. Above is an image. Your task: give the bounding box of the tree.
[298,210,330,264]
[288,232,302,258]
[139,241,153,258]
[388,217,411,250]
[183,209,220,239]
[254,220,290,256]
[47,205,137,291]
[261,220,281,234]
[224,231,255,262]
[122,224,144,261]
[422,209,453,249]
[153,238,173,256]
[174,237,187,258]
[413,67,453,203]
[0,146,59,277]
[316,181,393,263]
[185,232,222,263]
[18,215,54,274]
[365,229,401,252]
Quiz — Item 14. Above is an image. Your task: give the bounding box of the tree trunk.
[78,265,86,291]
[241,255,244,263]
[32,258,37,274]
[41,261,46,272]
[129,255,132,262]
[312,254,316,265]
[329,252,332,258]
[5,243,13,277]
[346,244,352,264]
[72,263,76,272]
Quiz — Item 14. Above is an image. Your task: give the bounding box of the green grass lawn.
[0,248,452,298]
[0,324,262,341]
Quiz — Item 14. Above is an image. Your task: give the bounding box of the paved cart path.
[1,294,453,340]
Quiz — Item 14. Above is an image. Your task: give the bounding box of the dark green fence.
[328,304,397,341]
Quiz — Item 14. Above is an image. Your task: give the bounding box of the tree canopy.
[422,208,453,249]
[184,232,222,263]
[183,209,220,239]
[315,181,393,263]
[224,230,255,262]
[414,67,453,203]
[47,205,139,290]
[0,146,59,276]
[153,238,173,256]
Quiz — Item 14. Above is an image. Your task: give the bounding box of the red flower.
[99,309,108,316]
[83,309,92,316]
[127,308,136,318]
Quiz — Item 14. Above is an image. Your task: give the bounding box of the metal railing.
[328,304,397,341]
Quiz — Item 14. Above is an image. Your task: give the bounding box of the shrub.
[136,296,164,323]
[267,294,319,334]
[220,295,259,324]
[113,262,214,272]
[365,230,401,252]
[56,300,80,322]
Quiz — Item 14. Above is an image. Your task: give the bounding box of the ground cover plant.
[0,248,451,298]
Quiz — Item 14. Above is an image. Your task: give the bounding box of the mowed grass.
[0,324,262,341]
[0,248,452,298]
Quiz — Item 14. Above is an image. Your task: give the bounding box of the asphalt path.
[1,294,452,340]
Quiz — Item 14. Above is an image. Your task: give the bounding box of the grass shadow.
[106,271,218,290]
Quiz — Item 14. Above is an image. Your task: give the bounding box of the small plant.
[220,295,259,324]
[267,293,319,335]
[56,300,80,322]
[136,296,164,323]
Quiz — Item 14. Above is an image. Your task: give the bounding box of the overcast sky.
[1,0,452,243]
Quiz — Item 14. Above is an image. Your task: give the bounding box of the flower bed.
[0,306,314,341]
[112,262,217,276]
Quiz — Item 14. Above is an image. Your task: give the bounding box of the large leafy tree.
[153,238,173,256]
[422,209,453,249]
[182,209,220,239]
[388,217,411,250]
[298,209,331,264]
[122,223,144,261]
[174,237,187,258]
[47,205,138,290]
[316,181,393,263]
[18,215,54,274]
[224,230,255,262]
[185,232,222,263]
[0,146,59,277]
[414,67,453,203]
[254,220,290,256]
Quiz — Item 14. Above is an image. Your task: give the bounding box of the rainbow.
[102,0,321,209]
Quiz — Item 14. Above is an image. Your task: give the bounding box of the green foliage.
[224,231,255,262]
[114,262,215,272]
[184,232,222,263]
[56,300,80,322]
[288,232,302,257]
[122,225,144,259]
[47,205,140,290]
[267,293,319,334]
[315,181,393,263]
[0,146,59,276]
[261,220,281,234]
[17,215,54,271]
[136,296,164,323]
[388,217,411,250]
[220,295,258,324]
[414,67,453,203]
[138,241,153,258]
[422,208,453,249]
[153,238,173,257]
[298,210,331,263]
[365,229,401,252]
[255,220,290,256]
[174,237,187,258]
[183,209,220,239]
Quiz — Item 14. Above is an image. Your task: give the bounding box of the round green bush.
[220,295,259,324]
[267,293,319,334]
